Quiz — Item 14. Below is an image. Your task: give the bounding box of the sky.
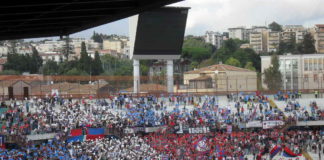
[37,0,324,39]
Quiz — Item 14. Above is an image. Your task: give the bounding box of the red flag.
[70,129,83,136]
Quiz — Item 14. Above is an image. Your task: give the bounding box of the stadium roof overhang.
[0,0,183,40]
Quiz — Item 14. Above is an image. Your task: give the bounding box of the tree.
[4,52,33,73]
[298,33,316,54]
[213,38,246,64]
[140,63,149,76]
[244,62,256,71]
[58,60,79,75]
[114,64,132,76]
[65,68,88,76]
[264,54,282,91]
[225,57,241,67]
[30,46,43,73]
[268,21,282,32]
[0,70,20,75]
[182,37,215,62]
[101,54,133,76]
[42,60,59,75]
[279,35,297,54]
[91,51,103,75]
[190,61,199,70]
[91,31,103,43]
[78,42,92,74]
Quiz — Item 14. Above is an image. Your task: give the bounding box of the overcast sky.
[64,0,324,38]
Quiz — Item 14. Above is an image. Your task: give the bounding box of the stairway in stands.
[269,99,287,119]
[270,100,315,160]
[302,150,314,160]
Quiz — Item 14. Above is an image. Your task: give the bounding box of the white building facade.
[205,31,224,49]
[261,54,324,91]
[228,27,246,40]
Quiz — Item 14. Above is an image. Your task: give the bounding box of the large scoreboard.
[129,7,189,60]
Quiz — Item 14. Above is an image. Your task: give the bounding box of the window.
[320,58,323,71]
[304,59,308,71]
[304,75,308,82]
[314,74,318,82]
[309,59,313,71]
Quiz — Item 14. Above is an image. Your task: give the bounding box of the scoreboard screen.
[130,7,189,59]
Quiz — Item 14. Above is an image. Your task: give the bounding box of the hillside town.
[1,0,324,159]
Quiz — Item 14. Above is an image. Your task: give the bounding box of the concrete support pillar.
[166,60,174,93]
[133,59,140,93]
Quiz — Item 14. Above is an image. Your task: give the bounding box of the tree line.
[3,42,104,76]
[3,47,43,74]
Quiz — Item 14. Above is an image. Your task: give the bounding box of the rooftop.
[316,24,324,28]
[185,64,254,74]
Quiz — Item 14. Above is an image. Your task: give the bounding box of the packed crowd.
[0,135,160,159]
[145,129,324,159]
[0,94,277,136]
[0,128,322,159]
[0,93,322,159]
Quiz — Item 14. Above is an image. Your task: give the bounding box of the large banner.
[262,120,285,129]
[246,121,262,128]
[145,126,168,133]
[188,127,210,134]
[124,127,145,134]
[26,133,56,141]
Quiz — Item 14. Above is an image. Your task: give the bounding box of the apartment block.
[205,31,224,49]
[103,39,123,53]
[282,25,306,44]
[315,24,324,54]
[250,32,263,53]
[228,27,246,41]
[267,31,280,53]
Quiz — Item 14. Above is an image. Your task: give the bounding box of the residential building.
[71,38,101,50]
[123,46,130,58]
[228,27,246,40]
[222,32,229,40]
[281,31,296,43]
[148,59,190,82]
[252,26,268,32]
[282,25,306,44]
[295,30,307,44]
[103,39,123,53]
[250,32,263,53]
[240,43,251,49]
[0,58,7,72]
[40,52,65,63]
[205,31,224,49]
[261,54,324,91]
[0,46,8,57]
[34,40,65,53]
[315,24,324,54]
[15,46,33,55]
[244,28,252,41]
[176,64,257,93]
[267,31,280,52]
[283,25,304,32]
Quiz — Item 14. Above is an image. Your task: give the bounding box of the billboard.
[129,7,189,60]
